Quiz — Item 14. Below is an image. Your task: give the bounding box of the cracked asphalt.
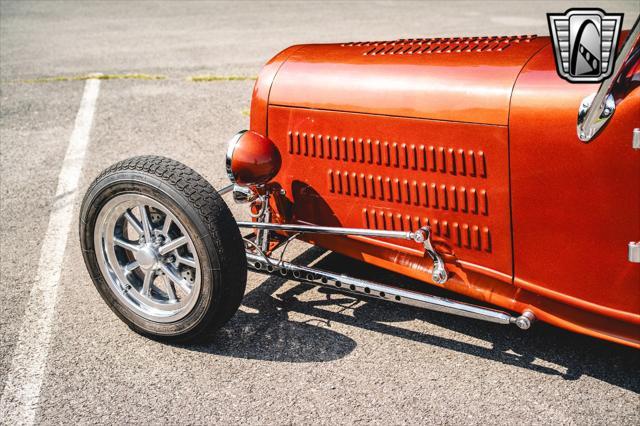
[1,1,639,424]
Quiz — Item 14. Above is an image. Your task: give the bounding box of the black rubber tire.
[79,155,246,343]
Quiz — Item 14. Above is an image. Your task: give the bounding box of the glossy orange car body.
[247,34,640,348]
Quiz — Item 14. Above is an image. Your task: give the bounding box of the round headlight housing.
[225,130,282,186]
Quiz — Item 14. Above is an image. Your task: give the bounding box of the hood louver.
[342,35,537,56]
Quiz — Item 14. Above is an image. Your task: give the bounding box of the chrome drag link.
[237,221,449,284]
[245,252,535,329]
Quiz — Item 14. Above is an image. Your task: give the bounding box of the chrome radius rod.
[236,221,448,284]
[246,252,535,329]
[238,221,419,240]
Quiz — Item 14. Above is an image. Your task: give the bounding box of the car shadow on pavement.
[191,246,639,393]
[185,247,358,363]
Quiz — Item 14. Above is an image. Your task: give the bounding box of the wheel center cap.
[135,245,159,270]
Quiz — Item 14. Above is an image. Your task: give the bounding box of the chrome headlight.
[224,130,281,186]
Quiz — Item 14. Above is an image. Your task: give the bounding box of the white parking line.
[0,77,101,425]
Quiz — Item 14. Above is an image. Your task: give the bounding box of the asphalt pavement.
[1,1,639,424]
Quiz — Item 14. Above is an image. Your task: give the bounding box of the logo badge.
[548,9,623,83]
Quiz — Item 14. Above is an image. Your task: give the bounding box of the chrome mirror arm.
[578,19,640,142]
[577,92,616,142]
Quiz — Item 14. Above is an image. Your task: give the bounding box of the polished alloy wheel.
[94,193,201,322]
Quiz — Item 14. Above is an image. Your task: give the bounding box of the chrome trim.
[231,184,258,204]
[629,241,640,263]
[225,130,247,183]
[415,228,448,284]
[578,18,640,142]
[237,221,448,284]
[217,183,234,196]
[633,128,640,150]
[237,221,421,239]
[246,252,535,328]
[259,193,272,253]
[514,310,535,330]
[577,93,616,141]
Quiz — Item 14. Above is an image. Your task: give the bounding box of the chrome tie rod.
[246,252,535,330]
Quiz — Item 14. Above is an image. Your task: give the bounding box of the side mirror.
[577,19,640,142]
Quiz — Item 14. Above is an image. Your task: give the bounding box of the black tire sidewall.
[80,170,223,339]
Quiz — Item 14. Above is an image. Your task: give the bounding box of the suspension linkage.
[236,221,448,284]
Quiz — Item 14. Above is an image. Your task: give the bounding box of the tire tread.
[82,155,246,342]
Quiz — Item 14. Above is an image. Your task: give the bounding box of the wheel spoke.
[163,276,177,302]
[159,236,188,255]
[177,255,196,268]
[123,210,144,236]
[124,261,140,275]
[159,263,191,294]
[114,237,141,253]
[141,270,154,297]
[98,191,204,322]
[138,204,153,241]
[162,217,172,236]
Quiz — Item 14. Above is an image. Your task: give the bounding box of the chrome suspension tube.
[236,220,449,284]
[246,252,535,329]
[236,221,417,241]
[217,183,234,196]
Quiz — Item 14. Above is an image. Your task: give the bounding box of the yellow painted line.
[187,75,257,82]
[2,74,261,84]
[16,73,167,83]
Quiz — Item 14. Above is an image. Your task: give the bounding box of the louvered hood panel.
[268,35,549,125]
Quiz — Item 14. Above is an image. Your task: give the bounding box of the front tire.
[79,156,246,342]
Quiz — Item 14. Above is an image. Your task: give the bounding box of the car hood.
[268,35,550,126]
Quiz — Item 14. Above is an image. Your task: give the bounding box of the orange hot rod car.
[80,22,640,348]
